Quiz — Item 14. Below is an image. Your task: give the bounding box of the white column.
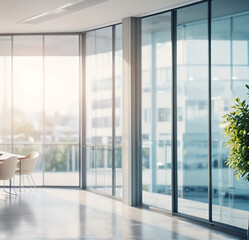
[122,17,142,206]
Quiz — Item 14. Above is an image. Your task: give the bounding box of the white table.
[0,151,25,192]
[0,151,24,161]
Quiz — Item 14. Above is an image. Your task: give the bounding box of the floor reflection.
[0,193,35,238]
[0,188,239,240]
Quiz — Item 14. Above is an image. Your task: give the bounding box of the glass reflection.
[142,12,172,211]
[177,2,209,219]
[86,27,113,195]
[0,37,11,151]
[211,0,249,229]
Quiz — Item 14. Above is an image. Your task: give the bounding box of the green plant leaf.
[222,85,249,182]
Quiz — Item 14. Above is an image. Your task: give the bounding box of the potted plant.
[222,84,249,181]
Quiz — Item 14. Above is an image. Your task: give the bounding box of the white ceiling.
[0,0,199,34]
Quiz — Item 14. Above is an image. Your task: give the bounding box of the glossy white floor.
[0,188,239,240]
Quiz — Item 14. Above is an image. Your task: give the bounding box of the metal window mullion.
[151,32,157,193]
[136,19,142,206]
[42,35,45,187]
[208,0,212,222]
[78,34,81,188]
[11,36,13,153]
[112,26,116,196]
[171,10,178,214]
[230,17,233,92]
[81,33,87,189]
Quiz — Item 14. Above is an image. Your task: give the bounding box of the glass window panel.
[177,2,208,219]
[233,66,249,80]
[86,31,96,191]
[0,34,80,188]
[86,27,113,195]
[211,18,231,65]
[44,35,79,142]
[44,35,79,186]
[115,24,123,198]
[211,0,249,229]
[0,36,11,149]
[13,36,43,144]
[0,145,11,154]
[44,144,79,186]
[212,66,231,81]
[13,36,43,186]
[142,12,172,211]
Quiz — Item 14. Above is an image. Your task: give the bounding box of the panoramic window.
[1,35,80,187]
[141,0,249,233]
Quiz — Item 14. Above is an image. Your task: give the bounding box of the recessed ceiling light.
[19,0,108,24]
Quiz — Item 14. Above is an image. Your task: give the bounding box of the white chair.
[15,151,39,190]
[0,156,18,196]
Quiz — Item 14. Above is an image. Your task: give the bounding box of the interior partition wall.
[85,24,123,198]
[141,0,249,236]
[0,34,80,187]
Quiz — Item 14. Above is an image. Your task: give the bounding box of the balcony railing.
[0,142,79,186]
